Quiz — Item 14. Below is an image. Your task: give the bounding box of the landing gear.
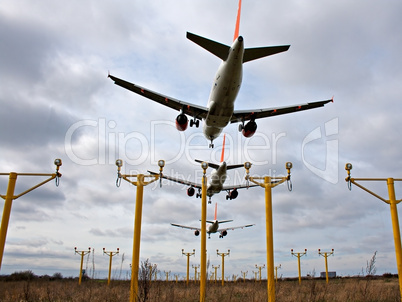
[196,188,201,198]
[208,197,212,204]
[238,122,244,132]
[209,139,214,148]
[190,119,200,128]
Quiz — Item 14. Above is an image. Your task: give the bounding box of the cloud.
[0,0,401,279]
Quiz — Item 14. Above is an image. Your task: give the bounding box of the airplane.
[148,134,258,204]
[171,203,254,239]
[108,0,332,148]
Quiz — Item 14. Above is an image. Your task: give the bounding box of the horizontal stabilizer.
[226,164,244,170]
[219,220,233,224]
[187,32,230,61]
[194,159,243,171]
[243,45,290,63]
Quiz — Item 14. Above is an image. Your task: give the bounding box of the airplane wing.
[109,74,209,120]
[218,224,255,232]
[148,171,201,189]
[230,99,333,123]
[171,223,200,231]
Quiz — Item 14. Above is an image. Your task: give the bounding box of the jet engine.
[219,230,227,238]
[194,230,200,236]
[226,188,238,200]
[241,120,257,137]
[187,187,195,197]
[175,113,188,131]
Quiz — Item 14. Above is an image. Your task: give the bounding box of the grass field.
[0,276,399,302]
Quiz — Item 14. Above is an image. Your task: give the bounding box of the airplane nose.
[238,36,243,42]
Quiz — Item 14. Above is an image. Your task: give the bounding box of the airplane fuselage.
[206,162,227,196]
[207,220,219,234]
[203,37,244,142]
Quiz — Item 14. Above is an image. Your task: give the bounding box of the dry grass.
[0,277,399,302]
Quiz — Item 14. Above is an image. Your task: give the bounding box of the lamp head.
[286,162,292,170]
[54,158,62,167]
[158,160,165,168]
[244,162,252,170]
[201,162,208,171]
[345,163,352,171]
[116,159,123,168]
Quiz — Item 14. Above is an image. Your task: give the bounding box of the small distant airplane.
[148,134,257,204]
[171,203,254,239]
[109,0,332,148]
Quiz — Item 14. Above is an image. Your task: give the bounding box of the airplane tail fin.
[214,203,217,220]
[195,135,227,169]
[233,0,242,41]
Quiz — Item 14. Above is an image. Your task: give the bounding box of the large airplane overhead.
[109,0,332,148]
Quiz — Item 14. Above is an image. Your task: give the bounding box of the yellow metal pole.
[387,178,402,300]
[193,265,199,282]
[265,176,275,301]
[244,161,292,302]
[297,255,301,284]
[0,172,17,270]
[221,253,224,287]
[200,164,207,302]
[0,161,62,271]
[212,265,219,283]
[345,164,402,301]
[182,249,195,286]
[217,250,230,287]
[291,249,307,285]
[318,249,334,284]
[103,248,119,286]
[275,265,281,283]
[130,174,144,302]
[79,252,84,285]
[109,252,113,284]
[187,254,190,285]
[75,247,91,285]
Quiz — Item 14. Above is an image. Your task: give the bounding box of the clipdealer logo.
[301,118,339,184]
[64,117,339,184]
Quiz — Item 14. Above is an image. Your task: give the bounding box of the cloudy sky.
[1,0,402,280]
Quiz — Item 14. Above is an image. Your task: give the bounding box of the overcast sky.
[1,0,402,280]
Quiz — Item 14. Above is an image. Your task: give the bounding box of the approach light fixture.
[116,159,123,168]
[158,160,165,168]
[345,163,353,190]
[201,162,208,170]
[244,162,252,170]
[54,158,62,167]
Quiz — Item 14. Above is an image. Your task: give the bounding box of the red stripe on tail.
[214,203,217,220]
[233,0,242,41]
[220,134,226,163]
